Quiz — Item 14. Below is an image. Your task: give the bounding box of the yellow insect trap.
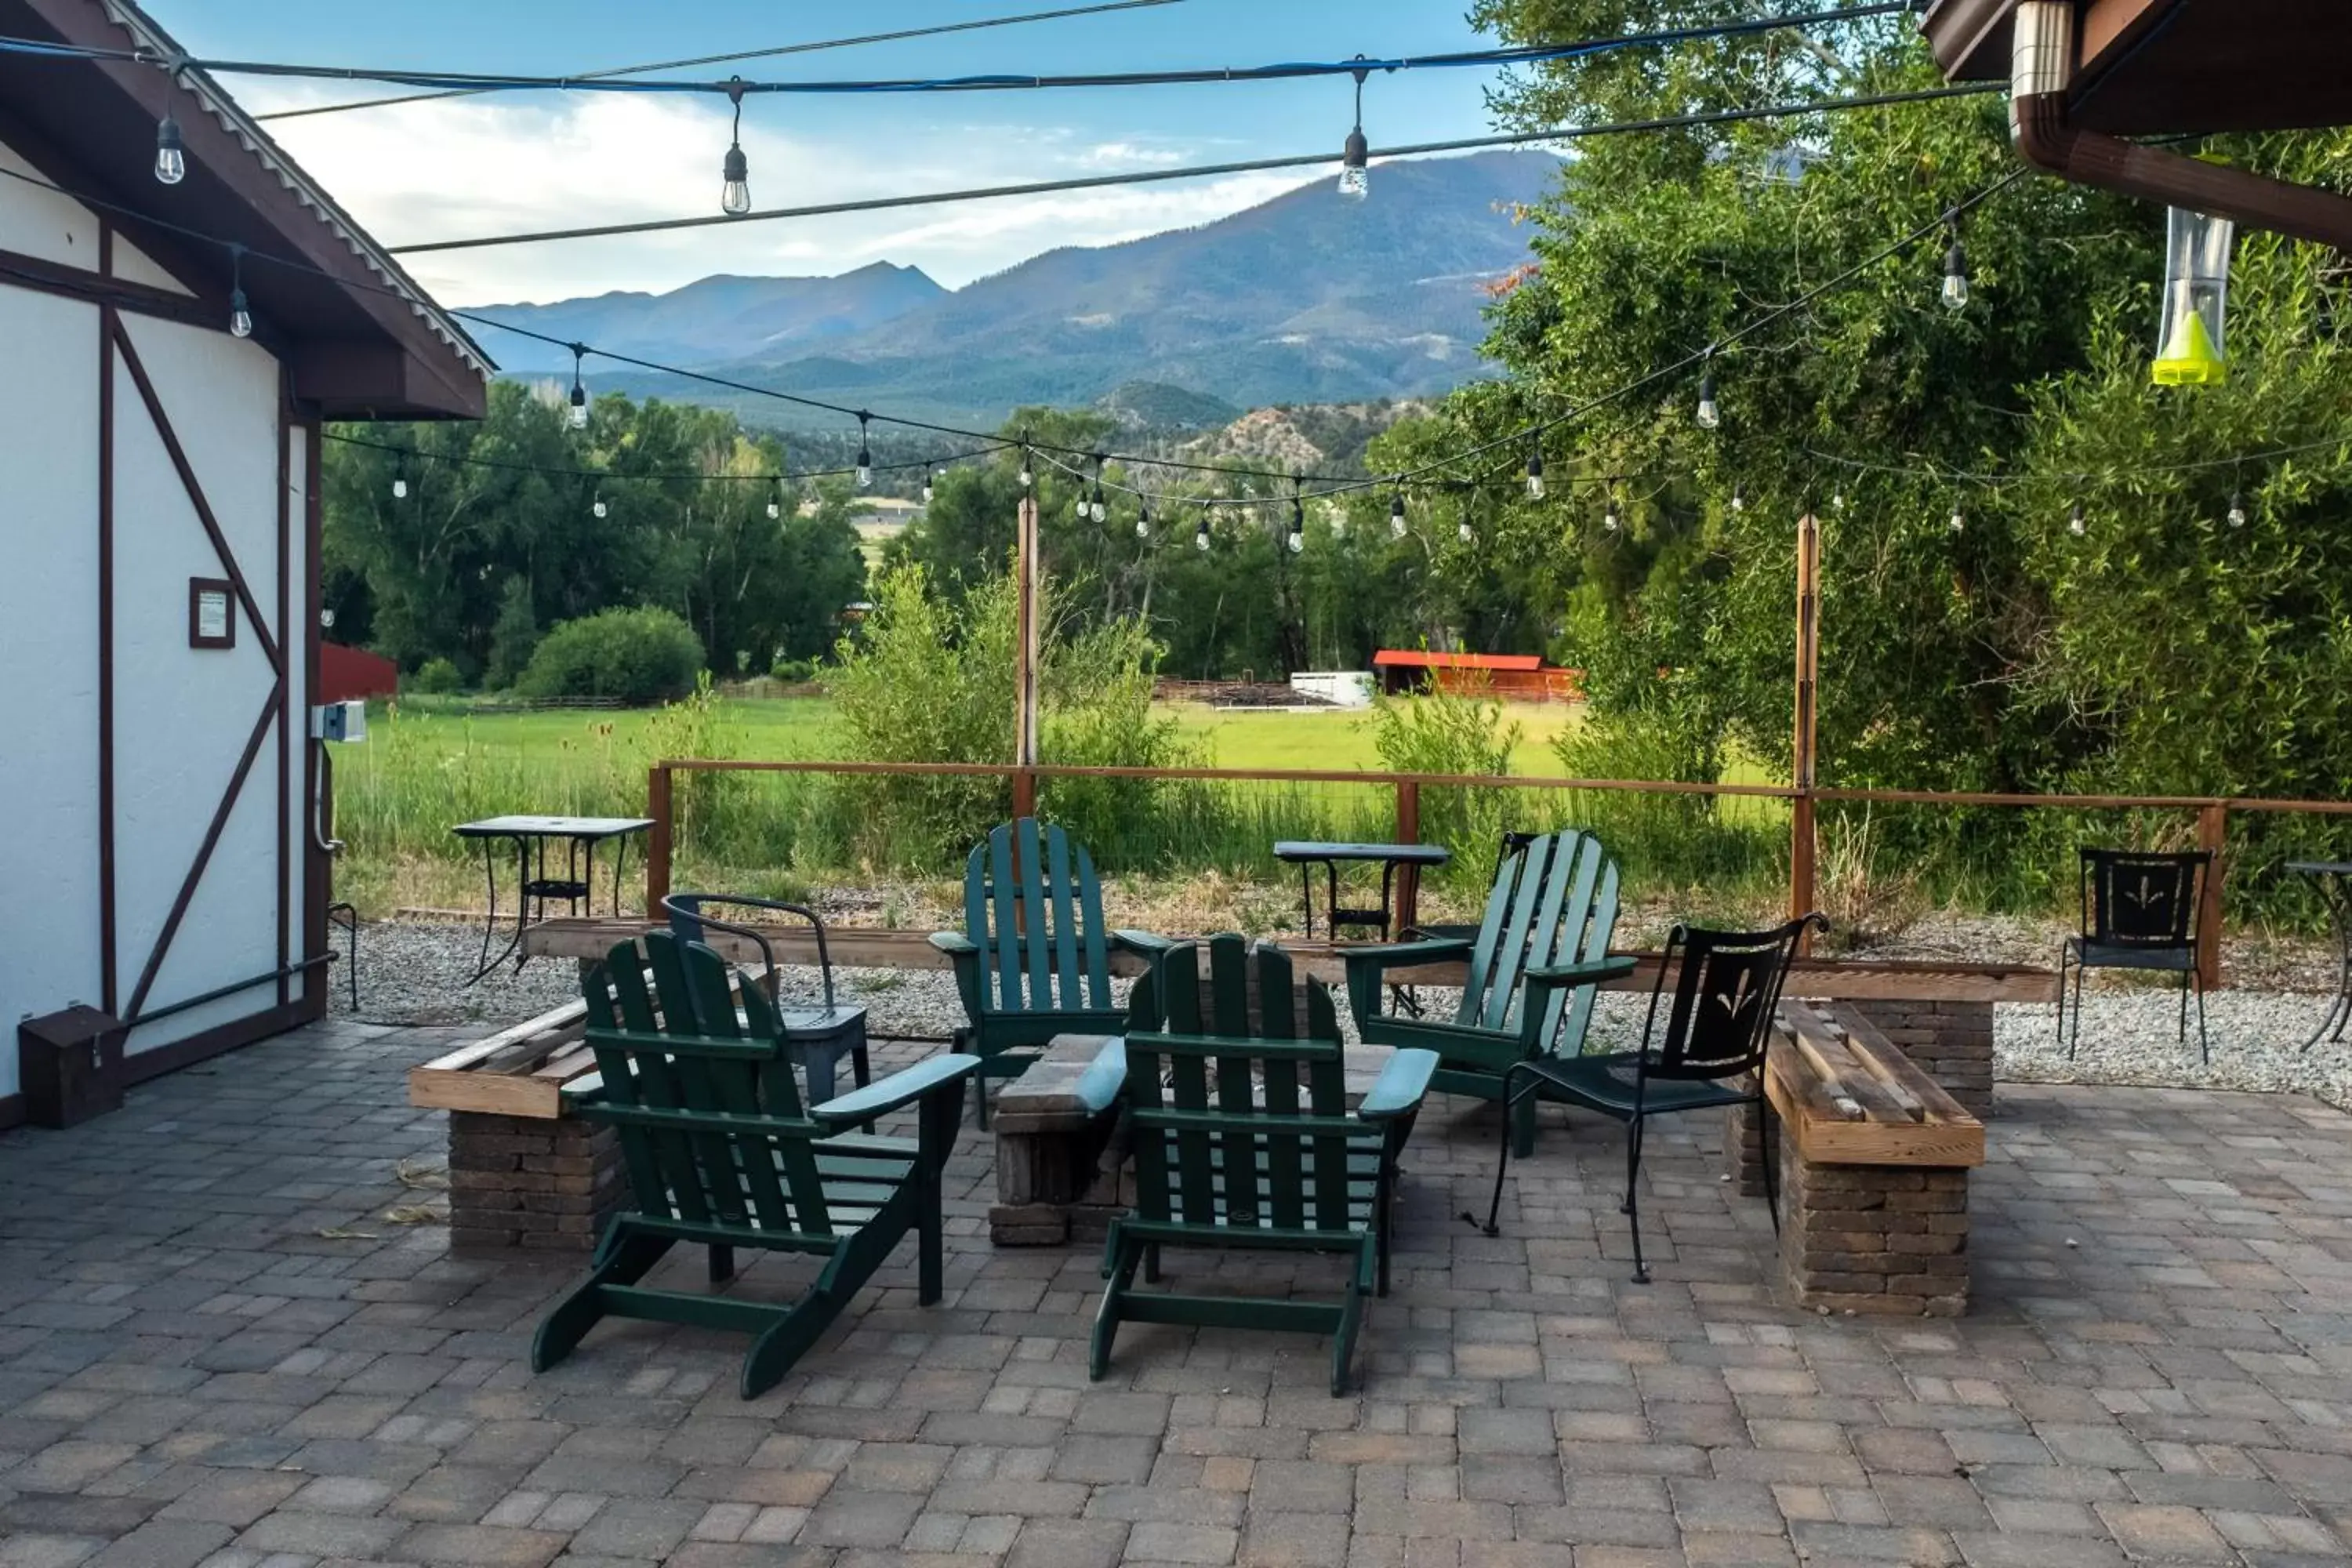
[2153,205,2234,387]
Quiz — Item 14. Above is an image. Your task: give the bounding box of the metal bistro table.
[2288,861,2352,1051]
[452,815,654,984]
[1274,840,1451,941]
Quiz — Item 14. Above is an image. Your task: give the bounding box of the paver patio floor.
[5,1018,2352,1567]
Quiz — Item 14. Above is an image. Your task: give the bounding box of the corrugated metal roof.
[1371,651,1547,672]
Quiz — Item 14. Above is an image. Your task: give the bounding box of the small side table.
[1273,840,1452,940]
[452,815,653,983]
[2287,861,2352,1051]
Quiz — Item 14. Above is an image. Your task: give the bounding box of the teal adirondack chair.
[1342,829,1633,1158]
[532,931,977,1399]
[930,818,1145,1125]
[1093,935,1439,1396]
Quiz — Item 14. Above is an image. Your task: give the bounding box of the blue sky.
[154,1,1508,306]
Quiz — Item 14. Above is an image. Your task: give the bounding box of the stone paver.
[4,1018,2352,1565]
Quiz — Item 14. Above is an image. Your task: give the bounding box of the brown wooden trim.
[111,318,283,674]
[124,997,310,1087]
[124,687,282,1022]
[0,242,216,331]
[98,303,117,1016]
[187,576,236,649]
[301,417,328,1020]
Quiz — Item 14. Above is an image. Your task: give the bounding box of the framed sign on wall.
[189,577,235,650]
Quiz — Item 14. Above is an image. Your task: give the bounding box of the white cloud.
[238,86,1317,305]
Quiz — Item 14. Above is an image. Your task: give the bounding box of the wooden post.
[645,764,673,916]
[1791,512,1821,947]
[1395,779,1423,934]
[2196,802,2226,991]
[1013,492,1041,820]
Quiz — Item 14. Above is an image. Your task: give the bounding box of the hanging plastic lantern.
[2152,205,2234,386]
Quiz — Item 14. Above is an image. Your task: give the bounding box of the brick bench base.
[447,1110,624,1254]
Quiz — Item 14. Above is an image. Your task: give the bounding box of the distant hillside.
[483,151,1557,428]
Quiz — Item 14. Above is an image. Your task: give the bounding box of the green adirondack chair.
[930,818,1145,1126]
[1093,934,1439,1396]
[1342,829,1634,1159]
[532,931,978,1399]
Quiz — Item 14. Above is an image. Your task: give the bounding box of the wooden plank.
[531,1044,598,1083]
[517,919,2062,1003]
[1782,1009,1915,1125]
[412,1000,589,1078]
[1763,1001,1985,1168]
[1821,1004,1975,1127]
[1762,1049,1986,1167]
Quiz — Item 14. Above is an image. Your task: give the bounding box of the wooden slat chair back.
[1094,935,1437,1396]
[1344,829,1632,1157]
[532,931,975,1398]
[931,818,1131,1124]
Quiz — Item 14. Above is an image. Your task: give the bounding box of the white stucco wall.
[0,149,310,1102]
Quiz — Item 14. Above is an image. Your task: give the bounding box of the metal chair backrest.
[1639,916,1824,1085]
[961,818,1112,1017]
[1122,935,1359,1236]
[663,892,840,1011]
[581,931,839,1239]
[2079,849,2207,950]
[1454,829,1621,1048]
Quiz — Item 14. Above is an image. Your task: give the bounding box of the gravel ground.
[344,916,2352,1110]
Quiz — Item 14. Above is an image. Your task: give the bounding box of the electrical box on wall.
[310,700,367,742]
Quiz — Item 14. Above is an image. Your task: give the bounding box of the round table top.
[1272,840,1452,866]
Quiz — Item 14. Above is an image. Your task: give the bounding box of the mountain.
[477,150,1557,427]
[473,263,946,375]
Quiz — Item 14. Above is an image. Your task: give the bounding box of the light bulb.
[2067,503,2085,537]
[228,286,252,339]
[855,448,873,488]
[1136,514,1150,540]
[1194,518,1211,552]
[1832,491,1846,512]
[1730,486,1745,514]
[1457,518,1474,544]
[767,496,781,521]
[1018,453,1034,488]
[1287,526,1305,554]
[1091,487,1107,524]
[1696,372,1721,430]
[569,385,589,430]
[1941,238,1970,312]
[593,495,608,520]
[1947,505,1965,533]
[1339,128,1369,202]
[2228,491,2249,528]
[154,113,185,185]
[1603,498,1621,533]
[921,470,935,504]
[1390,492,1407,539]
[721,143,750,218]
[391,476,408,501]
[1526,452,1545,501]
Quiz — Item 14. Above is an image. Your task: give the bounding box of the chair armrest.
[1110,929,1177,956]
[928,931,979,957]
[1524,956,1638,989]
[1342,937,1472,1023]
[811,1053,979,1126]
[559,1076,608,1109]
[1070,1038,1128,1116]
[1357,1048,1439,1123]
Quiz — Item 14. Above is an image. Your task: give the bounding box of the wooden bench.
[1727,1001,1987,1317]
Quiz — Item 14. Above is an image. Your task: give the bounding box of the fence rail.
[640,757,2352,991]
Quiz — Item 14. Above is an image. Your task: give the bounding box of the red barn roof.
[1372,651,1546,672]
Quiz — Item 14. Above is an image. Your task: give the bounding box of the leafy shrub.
[1367,685,1523,890]
[769,655,818,684]
[519,606,704,704]
[408,656,463,695]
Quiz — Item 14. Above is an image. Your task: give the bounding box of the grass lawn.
[1168,702,1582,774]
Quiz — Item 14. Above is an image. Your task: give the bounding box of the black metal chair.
[1481,913,1824,1283]
[326,900,359,1011]
[2057,849,2211,1064]
[662,894,872,1105]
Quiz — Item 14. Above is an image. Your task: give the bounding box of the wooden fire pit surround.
[411,921,2030,1315]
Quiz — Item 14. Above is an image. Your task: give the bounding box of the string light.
[1338,58,1370,202]
[2228,490,2249,528]
[226,244,252,338]
[154,108,185,185]
[921,467,935,504]
[1135,503,1151,540]
[390,463,408,501]
[1696,353,1721,430]
[1457,514,1474,544]
[1287,490,1306,554]
[1940,220,1970,311]
[1730,485,1745,513]
[1389,487,1407,539]
[1947,500,1965,533]
[1525,445,1546,501]
[568,343,590,430]
[767,479,782,521]
[1018,442,1034,489]
[720,78,752,216]
[1194,510,1211,552]
[854,412,873,488]
[1602,491,1621,532]
[593,490,608,520]
[1089,456,1108,523]
[2067,502,2085,537]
